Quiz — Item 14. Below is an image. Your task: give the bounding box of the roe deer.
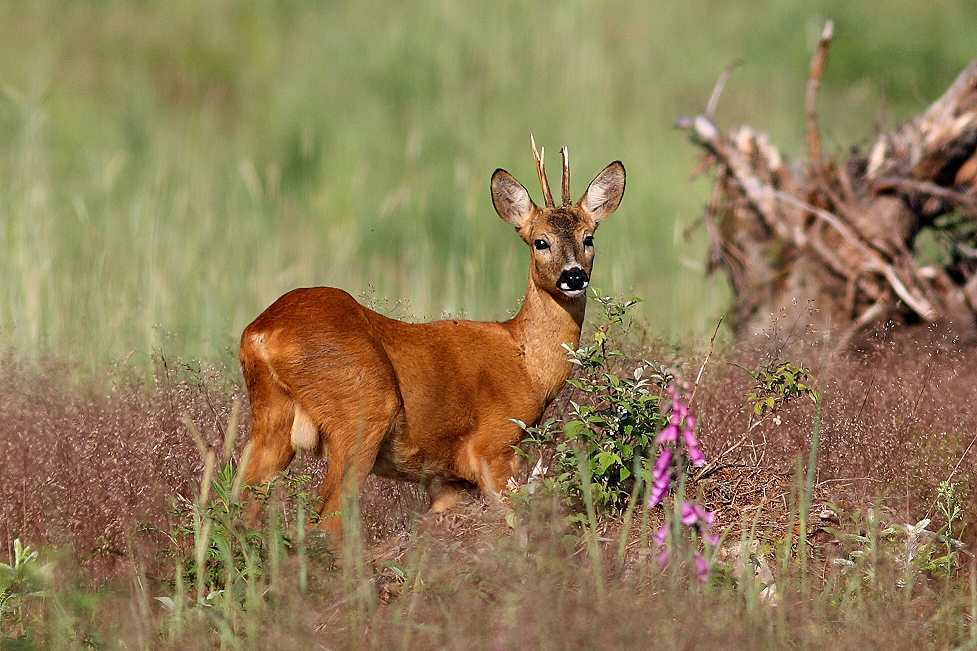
[239,139,625,539]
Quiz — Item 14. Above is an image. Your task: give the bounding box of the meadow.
[3,1,977,649]
[2,0,975,367]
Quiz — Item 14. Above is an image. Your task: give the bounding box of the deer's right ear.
[491,169,536,230]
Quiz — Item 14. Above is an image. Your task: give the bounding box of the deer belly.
[370,417,482,486]
[370,411,424,481]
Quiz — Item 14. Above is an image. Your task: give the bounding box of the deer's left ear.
[580,162,625,223]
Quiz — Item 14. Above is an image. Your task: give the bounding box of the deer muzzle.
[557,267,589,297]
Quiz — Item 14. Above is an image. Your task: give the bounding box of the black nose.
[558,268,589,292]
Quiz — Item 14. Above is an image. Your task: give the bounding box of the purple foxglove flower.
[653,523,668,546]
[683,428,700,448]
[693,504,714,526]
[657,423,679,445]
[653,448,672,477]
[706,532,720,548]
[656,546,670,567]
[688,443,706,467]
[685,415,696,430]
[649,473,670,508]
[681,501,697,525]
[694,554,709,582]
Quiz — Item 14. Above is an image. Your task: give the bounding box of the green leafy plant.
[165,463,321,601]
[519,291,668,517]
[821,488,969,602]
[150,403,328,645]
[924,480,965,579]
[737,358,820,418]
[823,503,903,591]
[0,538,48,638]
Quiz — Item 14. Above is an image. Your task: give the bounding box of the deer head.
[490,138,626,300]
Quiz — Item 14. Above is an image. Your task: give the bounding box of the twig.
[878,265,936,320]
[706,60,743,118]
[690,317,724,403]
[873,176,977,213]
[694,413,771,482]
[694,435,750,481]
[683,170,724,239]
[833,296,891,350]
[692,461,752,483]
[772,190,864,254]
[675,114,786,237]
[815,477,885,487]
[805,21,834,172]
[943,430,977,487]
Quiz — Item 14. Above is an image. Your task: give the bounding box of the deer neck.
[504,277,586,402]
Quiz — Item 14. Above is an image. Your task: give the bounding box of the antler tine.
[531,134,555,208]
[560,146,570,206]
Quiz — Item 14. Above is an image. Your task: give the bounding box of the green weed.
[0,540,48,640]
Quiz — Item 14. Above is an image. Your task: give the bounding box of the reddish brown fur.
[240,147,625,540]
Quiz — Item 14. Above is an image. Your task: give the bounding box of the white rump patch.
[291,404,319,451]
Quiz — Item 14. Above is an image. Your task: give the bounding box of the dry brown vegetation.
[696,317,977,543]
[2,321,977,648]
[0,354,237,580]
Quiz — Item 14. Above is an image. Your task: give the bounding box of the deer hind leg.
[240,348,297,520]
[310,401,405,541]
[244,396,297,485]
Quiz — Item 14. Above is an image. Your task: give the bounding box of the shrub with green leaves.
[520,291,670,516]
[822,489,968,602]
[147,405,327,625]
[736,358,820,418]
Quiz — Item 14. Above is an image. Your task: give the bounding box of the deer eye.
[583,235,594,247]
[534,239,550,250]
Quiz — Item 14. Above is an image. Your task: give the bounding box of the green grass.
[1,0,975,369]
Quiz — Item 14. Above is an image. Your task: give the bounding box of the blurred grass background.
[0,0,974,369]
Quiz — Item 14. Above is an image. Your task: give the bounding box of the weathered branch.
[867,61,977,182]
[805,21,833,172]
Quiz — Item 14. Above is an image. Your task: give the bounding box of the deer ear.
[492,169,536,230]
[579,161,625,222]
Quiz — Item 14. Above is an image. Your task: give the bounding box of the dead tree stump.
[679,22,977,345]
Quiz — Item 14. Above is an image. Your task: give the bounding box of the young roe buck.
[239,139,625,538]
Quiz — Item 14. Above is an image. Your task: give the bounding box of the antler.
[560,146,570,206]
[531,135,555,208]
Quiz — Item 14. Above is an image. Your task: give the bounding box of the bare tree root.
[678,22,977,346]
